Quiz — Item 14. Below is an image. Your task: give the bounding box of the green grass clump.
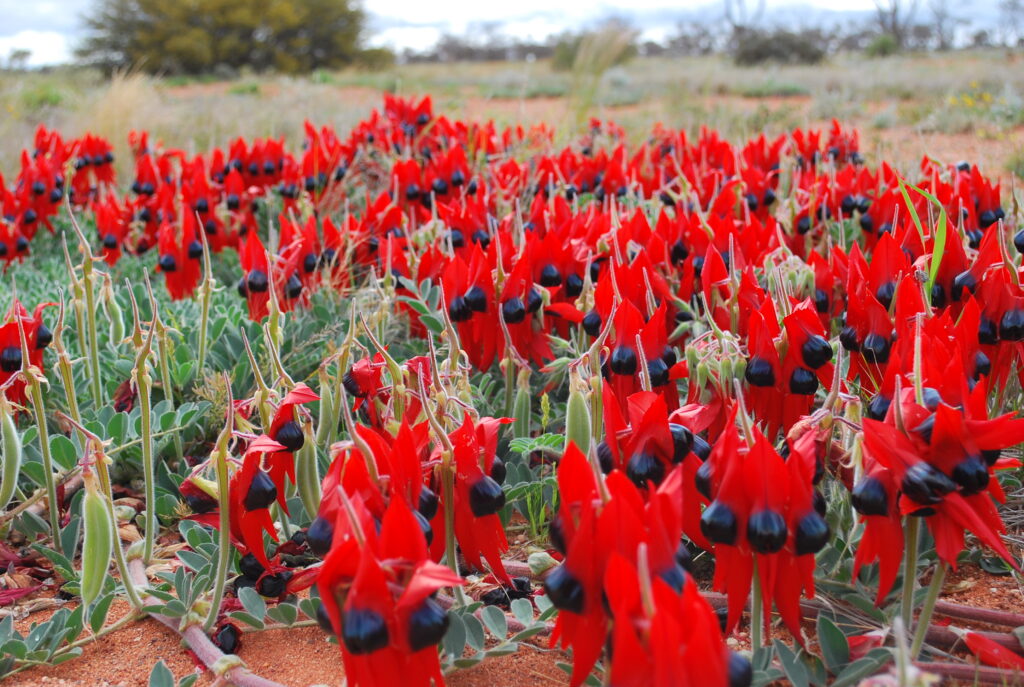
[736,80,810,98]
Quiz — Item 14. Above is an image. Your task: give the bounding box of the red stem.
[128,560,287,687]
[933,600,1024,628]
[915,661,1024,685]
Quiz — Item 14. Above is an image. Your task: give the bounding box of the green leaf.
[176,550,209,572]
[149,659,175,687]
[177,675,199,687]
[20,461,47,488]
[299,597,321,621]
[510,625,546,641]
[238,587,266,620]
[419,314,443,334]
[158,600,188,618]
[59,517,82,565]
[32,544,76,582]
[774,640,809,687]
[267,603,298,627]
[895,176,926,245]
[89,593,116,633]
[229,611,265,630]
[480,606,507,639]
[452,653,484,669]
[2,639,27,660]
[463,614,485,651]
[442,612,466,657]
[107,412,128,445]
[178,520,211,550]
[1012,626,1024,650]
[51,647,83,664]
[831,648,892,687]
[817,615,850,672]
[172,361,195,387]
[927,208,948,295]
[49,435,78,471]
[753,647,774,675]
[510,598,534,626]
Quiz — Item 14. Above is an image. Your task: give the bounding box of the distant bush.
[355,48,397,71]
[736,80,810,98]
[1008,149,1024,180]
[78,0,367,75]
[865,34,900,57]
[20,83,65,111]
[731,29,827,66]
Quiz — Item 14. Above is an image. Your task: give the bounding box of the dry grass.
[2,50,1024,177]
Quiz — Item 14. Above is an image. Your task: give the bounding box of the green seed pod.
[80,474,113,607]
[512,384,531,439]
[719,357,733,383]
[564,385,591,457]
[296,423,321,518]
[732,357,746,384]
[685,347,699,377]
[0,395,23,513]
[103,284,125,346]
[696,362,710,389]
[315,371,335,446]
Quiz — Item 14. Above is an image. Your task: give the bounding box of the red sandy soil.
[6,561,1022,687]
[7,598,567,687]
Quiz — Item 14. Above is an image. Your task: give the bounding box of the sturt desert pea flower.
[278,213,322,294]
[94,193,129,265]
[263,384,320,512]
[156,213,203,300]
[0,176,31,265]
[316,494,463,687]
[595,389,695,491]
[306,419,434,557]
[441,244,501,372]
[0,300,54,405]
[860,383,1024,574]
[602,552,751,687]
[545,443,694,687]
[602,300,684,413]
[428,414,513,585]
[699,416,826,640]
[236,231,273,321]
[229,435,286,568]
[183,433,287,569]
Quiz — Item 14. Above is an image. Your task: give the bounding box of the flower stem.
[27,381,62,555]
[80,256,103,408]
[204,380,234,632]
[910,562,947,659]
[751,557,764,649]
[138,369,155,563]
[158,332,182,459]
[900,516,921,631]
[196,224,215,374]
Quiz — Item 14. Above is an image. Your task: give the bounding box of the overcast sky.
[0,0,927,66]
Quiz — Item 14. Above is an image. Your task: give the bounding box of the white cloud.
[0,30,72,66]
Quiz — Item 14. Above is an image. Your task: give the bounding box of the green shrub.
[1008,149,1024,180]
[866,34,899,58]
[732,29,826,66]
[736,80,810,98]
[227,81,261,96]
[19,83,65,110]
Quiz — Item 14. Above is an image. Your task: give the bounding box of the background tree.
[77,0,367,75]
[873,0,921,49]
[929,0,959,50]
[1000,0,1024,46]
